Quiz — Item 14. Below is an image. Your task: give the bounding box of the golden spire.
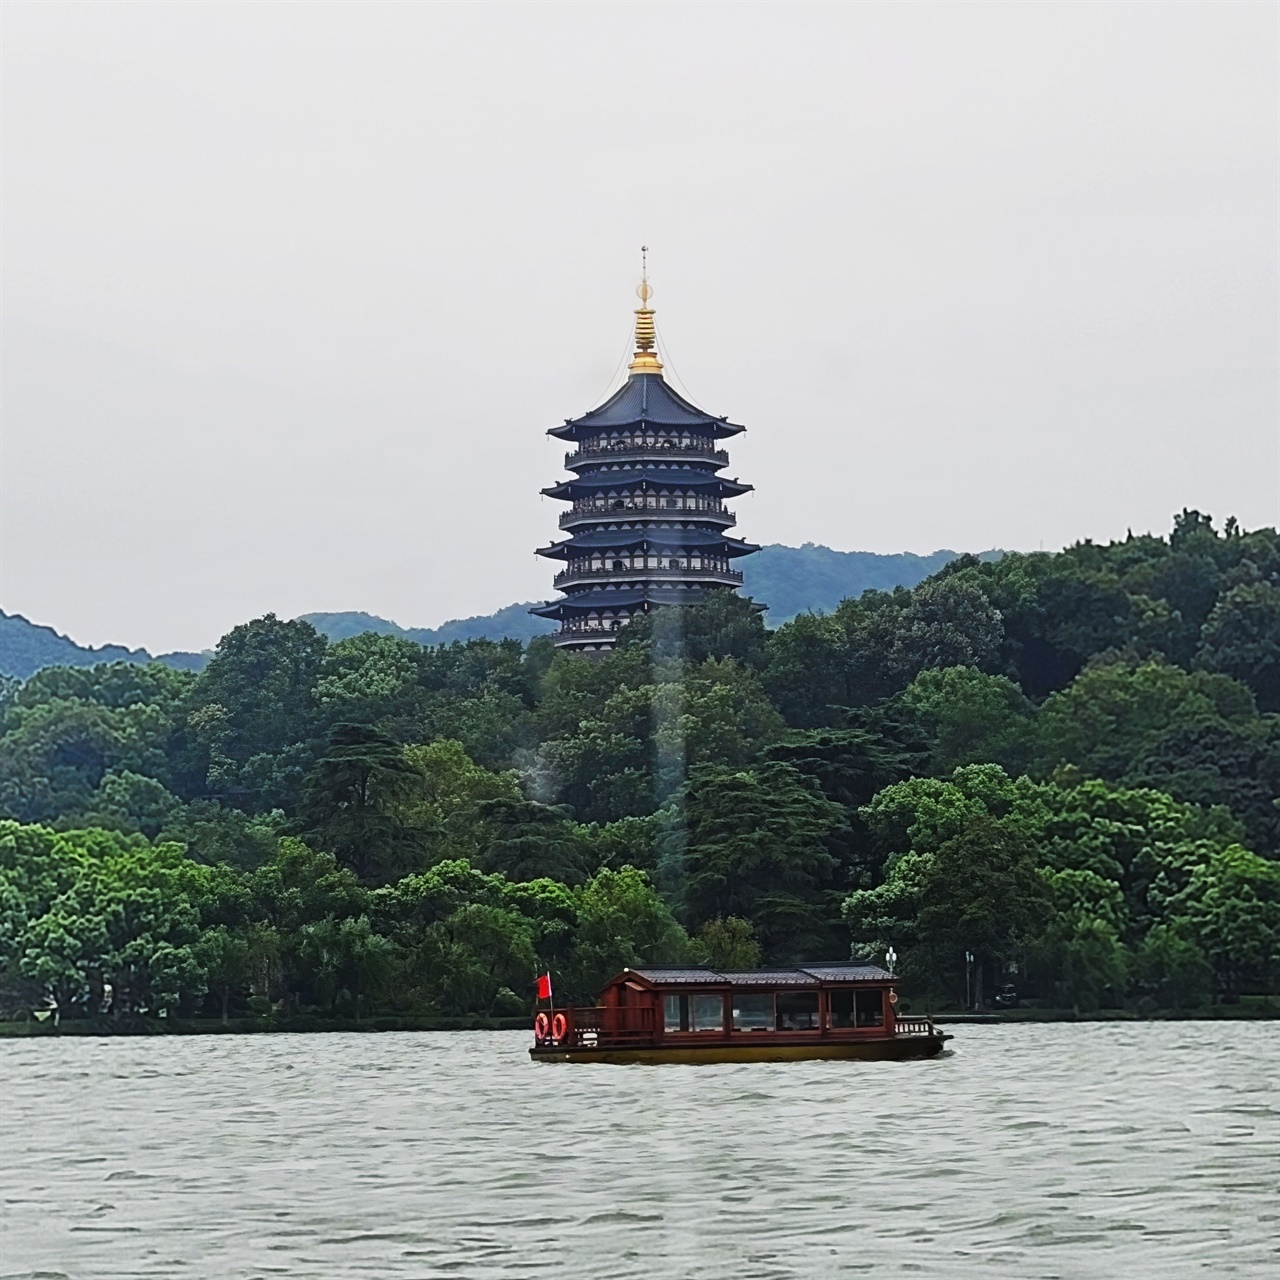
[628,245,664,376]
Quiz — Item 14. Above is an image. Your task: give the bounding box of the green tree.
[193,615,328,805]
[1035,656,1259,780]
[1031,870,1130,1010]
[295,914,397,1018]
[676,762,849,961]
[1132,924,1212,1009]
[401,739,522,864]
[763,612,854,728]
[565,866,690,1000]
[889,577,1004,678]
[295,723,425,881]
[5,828,213,1018]
[415,903,538,1016]
[475,798,593,885]
[1162,845,1280,994]
[844,814,1052,1005]
[314,632,426,725]
[74,770,183,839]
[0,697,173,824]
[619,591,769,669]
[194,924,253,1022]
[544,659,784,823]
[1197,582,1280,712]
[901,666,1035,775]
[693,916,761,969]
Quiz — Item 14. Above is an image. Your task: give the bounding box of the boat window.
[828,990,855,1028]
[663,994,688,1032]
[732,993,774,1031]
[691,993,724,1032]
[776,991,820,1030]
[855,990,884,1027]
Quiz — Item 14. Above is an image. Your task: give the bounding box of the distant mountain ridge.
[299,601,556,648]
[298,545,1002,645]
[0,610,207,681]
[742,543,1000,623]
[2,543,1003,678]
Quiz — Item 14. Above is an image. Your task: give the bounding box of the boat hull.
[529,1034,951,1065]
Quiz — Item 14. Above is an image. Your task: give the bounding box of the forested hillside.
[1,511,1276,1025]
[298,544,996,646]
[2,544,987,678]
[741,543,1002,623]
[0,611,205,681]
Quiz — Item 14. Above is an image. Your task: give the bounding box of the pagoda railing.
[566,442,729,467]
[560,501,735,526]
[556,619,627,639]
[553,565,744,588]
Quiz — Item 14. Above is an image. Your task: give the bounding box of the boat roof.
[618,963,892,987]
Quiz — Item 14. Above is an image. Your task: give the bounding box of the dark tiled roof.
[626,964,892,986]
[543,470,751,499]
[723,970,820,987]
[796,965,893,983]
[548,374,745,439]
[530,583,731,619]
[536,529,759,558]
[624,968,716,985]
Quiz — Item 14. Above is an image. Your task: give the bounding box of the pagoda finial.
[628,245,663,376]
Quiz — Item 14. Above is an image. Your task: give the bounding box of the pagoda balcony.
[566,441,729,467]
[555,618,628,639]
[552,564,744,590]
[559,501,735,527]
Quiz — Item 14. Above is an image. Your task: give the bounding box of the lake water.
[1,1024,1276,1278]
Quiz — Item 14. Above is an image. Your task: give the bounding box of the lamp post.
[885,946,897,976]
[964,951,974,1011]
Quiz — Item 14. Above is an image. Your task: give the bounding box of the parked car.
[994,983,1019,1009]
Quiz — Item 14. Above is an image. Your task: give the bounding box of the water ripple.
[1,1024,1277,1277]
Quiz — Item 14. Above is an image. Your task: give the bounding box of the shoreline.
[2,1002,1274,1039]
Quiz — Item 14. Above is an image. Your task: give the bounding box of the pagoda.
[532,270,759,652]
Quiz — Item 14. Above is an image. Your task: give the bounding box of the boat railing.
[541,1005,656,1048]
[894,1017,936,1037]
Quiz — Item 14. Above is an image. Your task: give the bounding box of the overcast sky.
[4,3,1276,654]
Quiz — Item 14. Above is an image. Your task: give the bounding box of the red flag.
[535,973,552,1001]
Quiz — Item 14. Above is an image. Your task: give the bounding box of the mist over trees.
[1,512,1277,1023]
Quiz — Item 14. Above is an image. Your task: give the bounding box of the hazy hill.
[742,543,1000,623]
[2,544,1000,677]
[299,602,556,648]
[0,610,207,681]
[300,545,998,645]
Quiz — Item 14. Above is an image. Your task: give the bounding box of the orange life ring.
[888,991,899,1004]
[534,1012,550,1041]
[551,1013,568,1042]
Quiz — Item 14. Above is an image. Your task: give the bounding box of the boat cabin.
[531,963,944,1062]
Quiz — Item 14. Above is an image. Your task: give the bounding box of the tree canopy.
[1,512,1276,1020]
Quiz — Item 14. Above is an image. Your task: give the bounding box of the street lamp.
[964,951,974,1011]
[885,946,897,976]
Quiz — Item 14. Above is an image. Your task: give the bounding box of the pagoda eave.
[542,474,752,500]
[546,372,745,441]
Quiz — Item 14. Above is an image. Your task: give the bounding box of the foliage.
[0,513,1276,1018]
[693,916,761,969]
[844,815,1052,1003]
[675,762,849,962]
[295,723,426,881]
[564,866,690,1000]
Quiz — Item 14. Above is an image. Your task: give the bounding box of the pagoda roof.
[536,529,760,559]
[548,373,744,440]
[542,469,751,499]
[531,583,733,619]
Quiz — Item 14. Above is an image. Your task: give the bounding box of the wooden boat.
[530,963,951,1064]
